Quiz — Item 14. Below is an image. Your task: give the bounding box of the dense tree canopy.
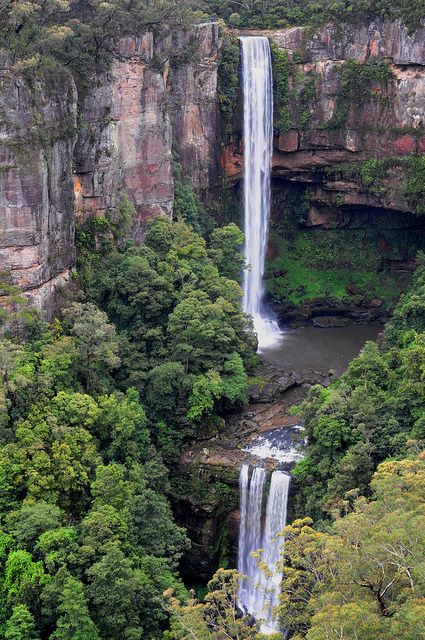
[203,0,424,31]
[0,0,198,82]
[0,211,254,639]
[277,456,425,639]
[292,257,425,522]
[79,215,254,459]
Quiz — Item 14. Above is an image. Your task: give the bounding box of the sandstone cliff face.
[165,22,222,202]
[74,34,173,242]
[225,20,425,216]
[0,54,77,314]
[74,23,221,237]
[0,24,220,310]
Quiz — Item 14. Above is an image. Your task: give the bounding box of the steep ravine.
[1,16,425,585]
[224,19,425,324]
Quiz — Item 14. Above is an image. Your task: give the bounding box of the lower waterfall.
[238,464,290,633]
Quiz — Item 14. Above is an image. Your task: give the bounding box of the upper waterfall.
[240,36,281,351]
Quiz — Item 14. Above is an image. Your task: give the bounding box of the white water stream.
[240,36,281,351]
[238,464,290,633]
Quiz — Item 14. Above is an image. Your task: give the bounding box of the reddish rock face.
[74,24,222,239]
[74,33,173,241]
[305,206,339,227]
[277,129,299,152]
[377,236,393,253]
[224,20,425,217]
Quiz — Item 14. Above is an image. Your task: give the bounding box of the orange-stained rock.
[277,129,299,152]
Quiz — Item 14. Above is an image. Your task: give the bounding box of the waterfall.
[240,36,280,350]
[238,464,290,634]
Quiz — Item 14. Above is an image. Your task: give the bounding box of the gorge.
[0,3,425,639]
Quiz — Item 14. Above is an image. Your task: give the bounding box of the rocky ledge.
[174,360,331,581]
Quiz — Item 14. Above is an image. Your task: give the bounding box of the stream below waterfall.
[237,323,382,633]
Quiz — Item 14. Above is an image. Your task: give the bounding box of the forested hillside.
[0,216,254,638]
[0,1,425,639]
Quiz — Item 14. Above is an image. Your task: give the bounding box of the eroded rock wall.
[0,54,77,316]
[74,23,222,237]
[225,20,425,215]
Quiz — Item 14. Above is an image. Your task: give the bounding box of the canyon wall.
[74,22,222,238]
[0,54,77,315]
[74,33,174,243]
[0,23,221,313]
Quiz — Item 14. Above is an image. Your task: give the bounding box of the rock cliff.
[74,33,173,242]
[0,24,221,312]
[0,54,77,314]
[224,20,425,322]
[74,22,221,238]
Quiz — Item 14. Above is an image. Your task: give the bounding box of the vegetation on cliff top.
[203,0,424,32]
[0,0,198,83]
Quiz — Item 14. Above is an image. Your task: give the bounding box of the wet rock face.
[0,54,77,317]
[225,20,425,215]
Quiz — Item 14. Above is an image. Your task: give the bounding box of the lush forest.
[206,0,424,31]
[0,214,256,639]
[2,219,425,639]
[1,1,425,639]
[4,0,423,84]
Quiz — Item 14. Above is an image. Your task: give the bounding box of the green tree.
[167,291,238,373]
[50,576,99,640]
[10,501,62,551]
[5,604,40,640]
[208,223,245,282]
[165,569,261,640]
[65,302,120,393]
[3,550,46,607]
[278,456,425,639]
[87,547,143,640]
[94,389,150,464]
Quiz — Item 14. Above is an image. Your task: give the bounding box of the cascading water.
[240,36,281,351]
[238,464,290,633]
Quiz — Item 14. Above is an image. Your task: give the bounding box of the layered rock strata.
[0,54,77,316]
[0,24,221,311]
[225,19,425,210]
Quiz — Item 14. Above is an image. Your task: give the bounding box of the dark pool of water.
[260,322,383,375]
